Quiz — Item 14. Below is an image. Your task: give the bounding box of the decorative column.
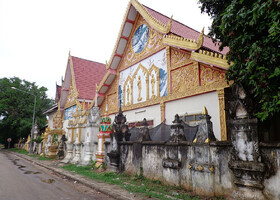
[217,89,227,141]
[227,84,265,200]
[96,116,112,166]
[61,127,74,163]
[81,101,100,165]
[71,126,82,164]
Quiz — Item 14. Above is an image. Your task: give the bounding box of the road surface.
[0,150,115,200]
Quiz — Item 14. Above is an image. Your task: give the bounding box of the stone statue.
[57,135,67,159]
[45,134,52,155]
[136,118,151,141]
[108,103,130,170]
[169,114,186,142]
[87,106,100,126]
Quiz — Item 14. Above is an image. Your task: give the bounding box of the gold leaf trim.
[191,50,232,69]
[197,165,203,171]
[131,0,172,34]
[163,28,204,51]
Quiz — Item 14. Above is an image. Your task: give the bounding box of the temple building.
[43,53,106,162]
[95,0,231,141]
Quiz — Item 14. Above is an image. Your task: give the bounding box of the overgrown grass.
[8,148,55,160]
[62,164,225,200]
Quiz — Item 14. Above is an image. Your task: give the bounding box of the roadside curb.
[8,151,143,200]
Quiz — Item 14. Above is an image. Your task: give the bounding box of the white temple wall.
[165,91,221,140]
[47,112,55,129]
[110,104,161,127]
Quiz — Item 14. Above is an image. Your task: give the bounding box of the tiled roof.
[144,6,229,55]
[71,56,106,100]
[55,84,61,103]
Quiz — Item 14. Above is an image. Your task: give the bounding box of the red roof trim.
[126,19,135,24]
[114,53,123,58]
[98,93,105,97]
[120,36,129,40]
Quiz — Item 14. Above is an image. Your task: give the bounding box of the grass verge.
[8,148,55,160]
[62,164,225,200]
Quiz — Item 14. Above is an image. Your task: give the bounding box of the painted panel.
[132,24,149,53]
[64,105,76,120]
[119,49,167,106]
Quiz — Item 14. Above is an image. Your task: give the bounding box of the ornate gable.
[120,15,165,71]
[64,79,79,109]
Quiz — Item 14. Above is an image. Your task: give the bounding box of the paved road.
[0,150,115,200]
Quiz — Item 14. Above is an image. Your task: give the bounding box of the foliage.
[0,77,54,144]
[32,135,43,143]
[62,164,221,200]
[199,0,280,120]
[52,133,58,144]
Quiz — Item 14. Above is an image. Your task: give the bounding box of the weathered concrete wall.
[112,141,280,198]
[261,143,280,200]
[116,141,233,196]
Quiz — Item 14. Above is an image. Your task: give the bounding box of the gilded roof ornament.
[82,99,86,110]
[162,27,204,51]
[202,106,208,115]
[190,49,232,69]
[197,27,204,48]
[131,0,172,34]
[105,60,109,70]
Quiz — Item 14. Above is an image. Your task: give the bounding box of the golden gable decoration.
[191,49,232,69]
[171,65,199,93]
[163,28,204,51]
[170,48,191,68]
[53,102,63,129]
[131,0,172,34]
[65,82,79,109]
[200,65,226,86]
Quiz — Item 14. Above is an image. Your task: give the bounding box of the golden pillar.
[217,89,227,141]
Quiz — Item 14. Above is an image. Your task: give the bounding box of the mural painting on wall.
[119,49,167,107]
[64,105,77,120]
[132,24,149,54]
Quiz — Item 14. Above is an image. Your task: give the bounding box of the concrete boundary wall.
[105,141,280,198]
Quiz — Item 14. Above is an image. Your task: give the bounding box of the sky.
[0,0,212,99]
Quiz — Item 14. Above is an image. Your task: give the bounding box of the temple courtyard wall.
[105,140,280,199]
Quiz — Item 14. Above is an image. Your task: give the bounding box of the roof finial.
[94,84,98,107]
[197,27,204,48]
[105,60,110,70]
[69,49,71,57]
[166,15,173,32]
[82,99,86,110]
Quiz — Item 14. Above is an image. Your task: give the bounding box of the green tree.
[199,0,280,120]
[0,77,54,145]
